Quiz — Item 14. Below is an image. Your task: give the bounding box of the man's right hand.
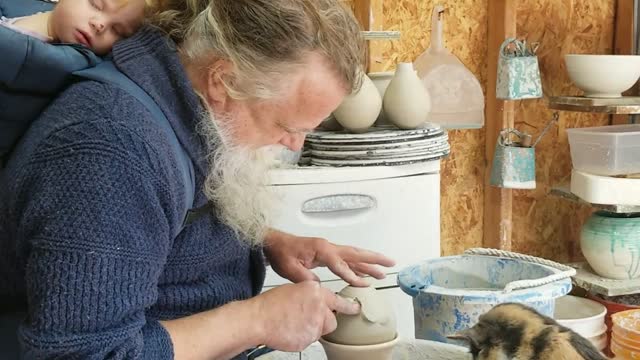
[247,281,360,352]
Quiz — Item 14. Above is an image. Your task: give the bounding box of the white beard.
[197,110,280,247]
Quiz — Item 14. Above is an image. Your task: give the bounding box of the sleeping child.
[0,0,147,162]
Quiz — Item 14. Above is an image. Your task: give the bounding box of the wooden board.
[613,0,637,124]
[484,0,517,251]
[511,0,615,262]
[375,0,488,256]
[353,0,385,72]
[571,262,640,297]
[549,96,640,114]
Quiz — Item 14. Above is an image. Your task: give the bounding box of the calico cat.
[448,303,607,360]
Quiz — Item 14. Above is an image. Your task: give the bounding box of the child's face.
[51,0,146,55]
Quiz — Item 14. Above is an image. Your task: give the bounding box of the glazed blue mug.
[490,129,536,189]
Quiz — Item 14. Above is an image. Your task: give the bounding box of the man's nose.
[279,133,306,152]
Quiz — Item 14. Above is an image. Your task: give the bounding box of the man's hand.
[248,281,360,352]
[263,229,395,287]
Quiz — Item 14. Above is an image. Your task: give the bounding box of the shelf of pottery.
[290,6,484,168]
[546,54,640,346]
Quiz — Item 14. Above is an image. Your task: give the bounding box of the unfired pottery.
[319,336,398,360]
[368,72,395,126]
[333,73,382,133]
[383,63,431,129]
[323,286,397,346]
[320,115,343,131]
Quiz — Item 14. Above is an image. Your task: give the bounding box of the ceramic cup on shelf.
[333,72,381,133]
[383,63,431,129]
[580,211,640,280]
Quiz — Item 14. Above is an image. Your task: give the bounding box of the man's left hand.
[263,229,396,287]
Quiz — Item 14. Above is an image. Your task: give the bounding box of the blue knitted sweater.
[0,28,266,359]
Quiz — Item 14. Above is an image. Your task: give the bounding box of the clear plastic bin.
[567,124,640,176]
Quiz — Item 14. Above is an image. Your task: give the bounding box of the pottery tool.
[413,5,485,129]
[532,112,559,147]
[361,31,401,40]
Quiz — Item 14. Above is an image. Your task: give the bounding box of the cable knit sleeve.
[11,84,183,359]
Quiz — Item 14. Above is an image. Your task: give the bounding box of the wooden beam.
[352,0,385,73]
[484,0,517,250]
[613,0,635,124]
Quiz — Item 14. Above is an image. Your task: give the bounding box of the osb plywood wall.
[512,0,615,262]
[343,0,616,260]
[378,0,488,256]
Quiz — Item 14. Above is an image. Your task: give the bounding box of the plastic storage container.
[567,124,640,176]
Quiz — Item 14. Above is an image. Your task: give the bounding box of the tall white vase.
[383,63,431,129]
[333,73,382,133]
[368,72,395,126]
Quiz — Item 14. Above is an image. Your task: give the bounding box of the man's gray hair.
[149,0,365,100]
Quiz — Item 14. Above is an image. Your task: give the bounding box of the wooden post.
[613,0,635,124]
[484,0,517,250]
[353,0,385,73]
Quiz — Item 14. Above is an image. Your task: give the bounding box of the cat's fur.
[448,303,606,360]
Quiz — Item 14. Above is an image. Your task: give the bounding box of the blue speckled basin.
[397,255,572,344]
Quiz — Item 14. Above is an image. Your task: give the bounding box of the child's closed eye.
[89,0,104,11]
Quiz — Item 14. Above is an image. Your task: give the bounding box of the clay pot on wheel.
[321,286,398,360]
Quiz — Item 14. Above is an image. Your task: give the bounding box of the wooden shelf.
[550,184,640,213]
[548,96,640,114]
[570,262,640,297]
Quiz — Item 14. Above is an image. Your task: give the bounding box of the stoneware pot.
[368,72,394,126]
[383,63,431,129]
[581,211,640,280]
[333,73,382,133]
[319,336,398,360]
[323,286,397,346]
[320,115,343,131]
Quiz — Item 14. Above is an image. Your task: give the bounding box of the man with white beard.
[0,0,395,359]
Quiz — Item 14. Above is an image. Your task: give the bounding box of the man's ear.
[204,59,234,110]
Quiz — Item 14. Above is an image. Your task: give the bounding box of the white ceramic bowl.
[587,331,608,352]
[555,295,607,338]
[565,55,640,98]
[319,336,398,360]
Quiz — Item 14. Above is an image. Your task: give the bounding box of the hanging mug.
[490,129,536,189]
[496,38,543,100]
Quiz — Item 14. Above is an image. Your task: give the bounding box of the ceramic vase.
[320,115,343,131]
[333,73,381,133]
[368,72,395,126]
[581,211,640,280]
[383,63,431,129]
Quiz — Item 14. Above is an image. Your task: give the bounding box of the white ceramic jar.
[383,63,431,129]
[333,73,381,133]
[368,72,395,126]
